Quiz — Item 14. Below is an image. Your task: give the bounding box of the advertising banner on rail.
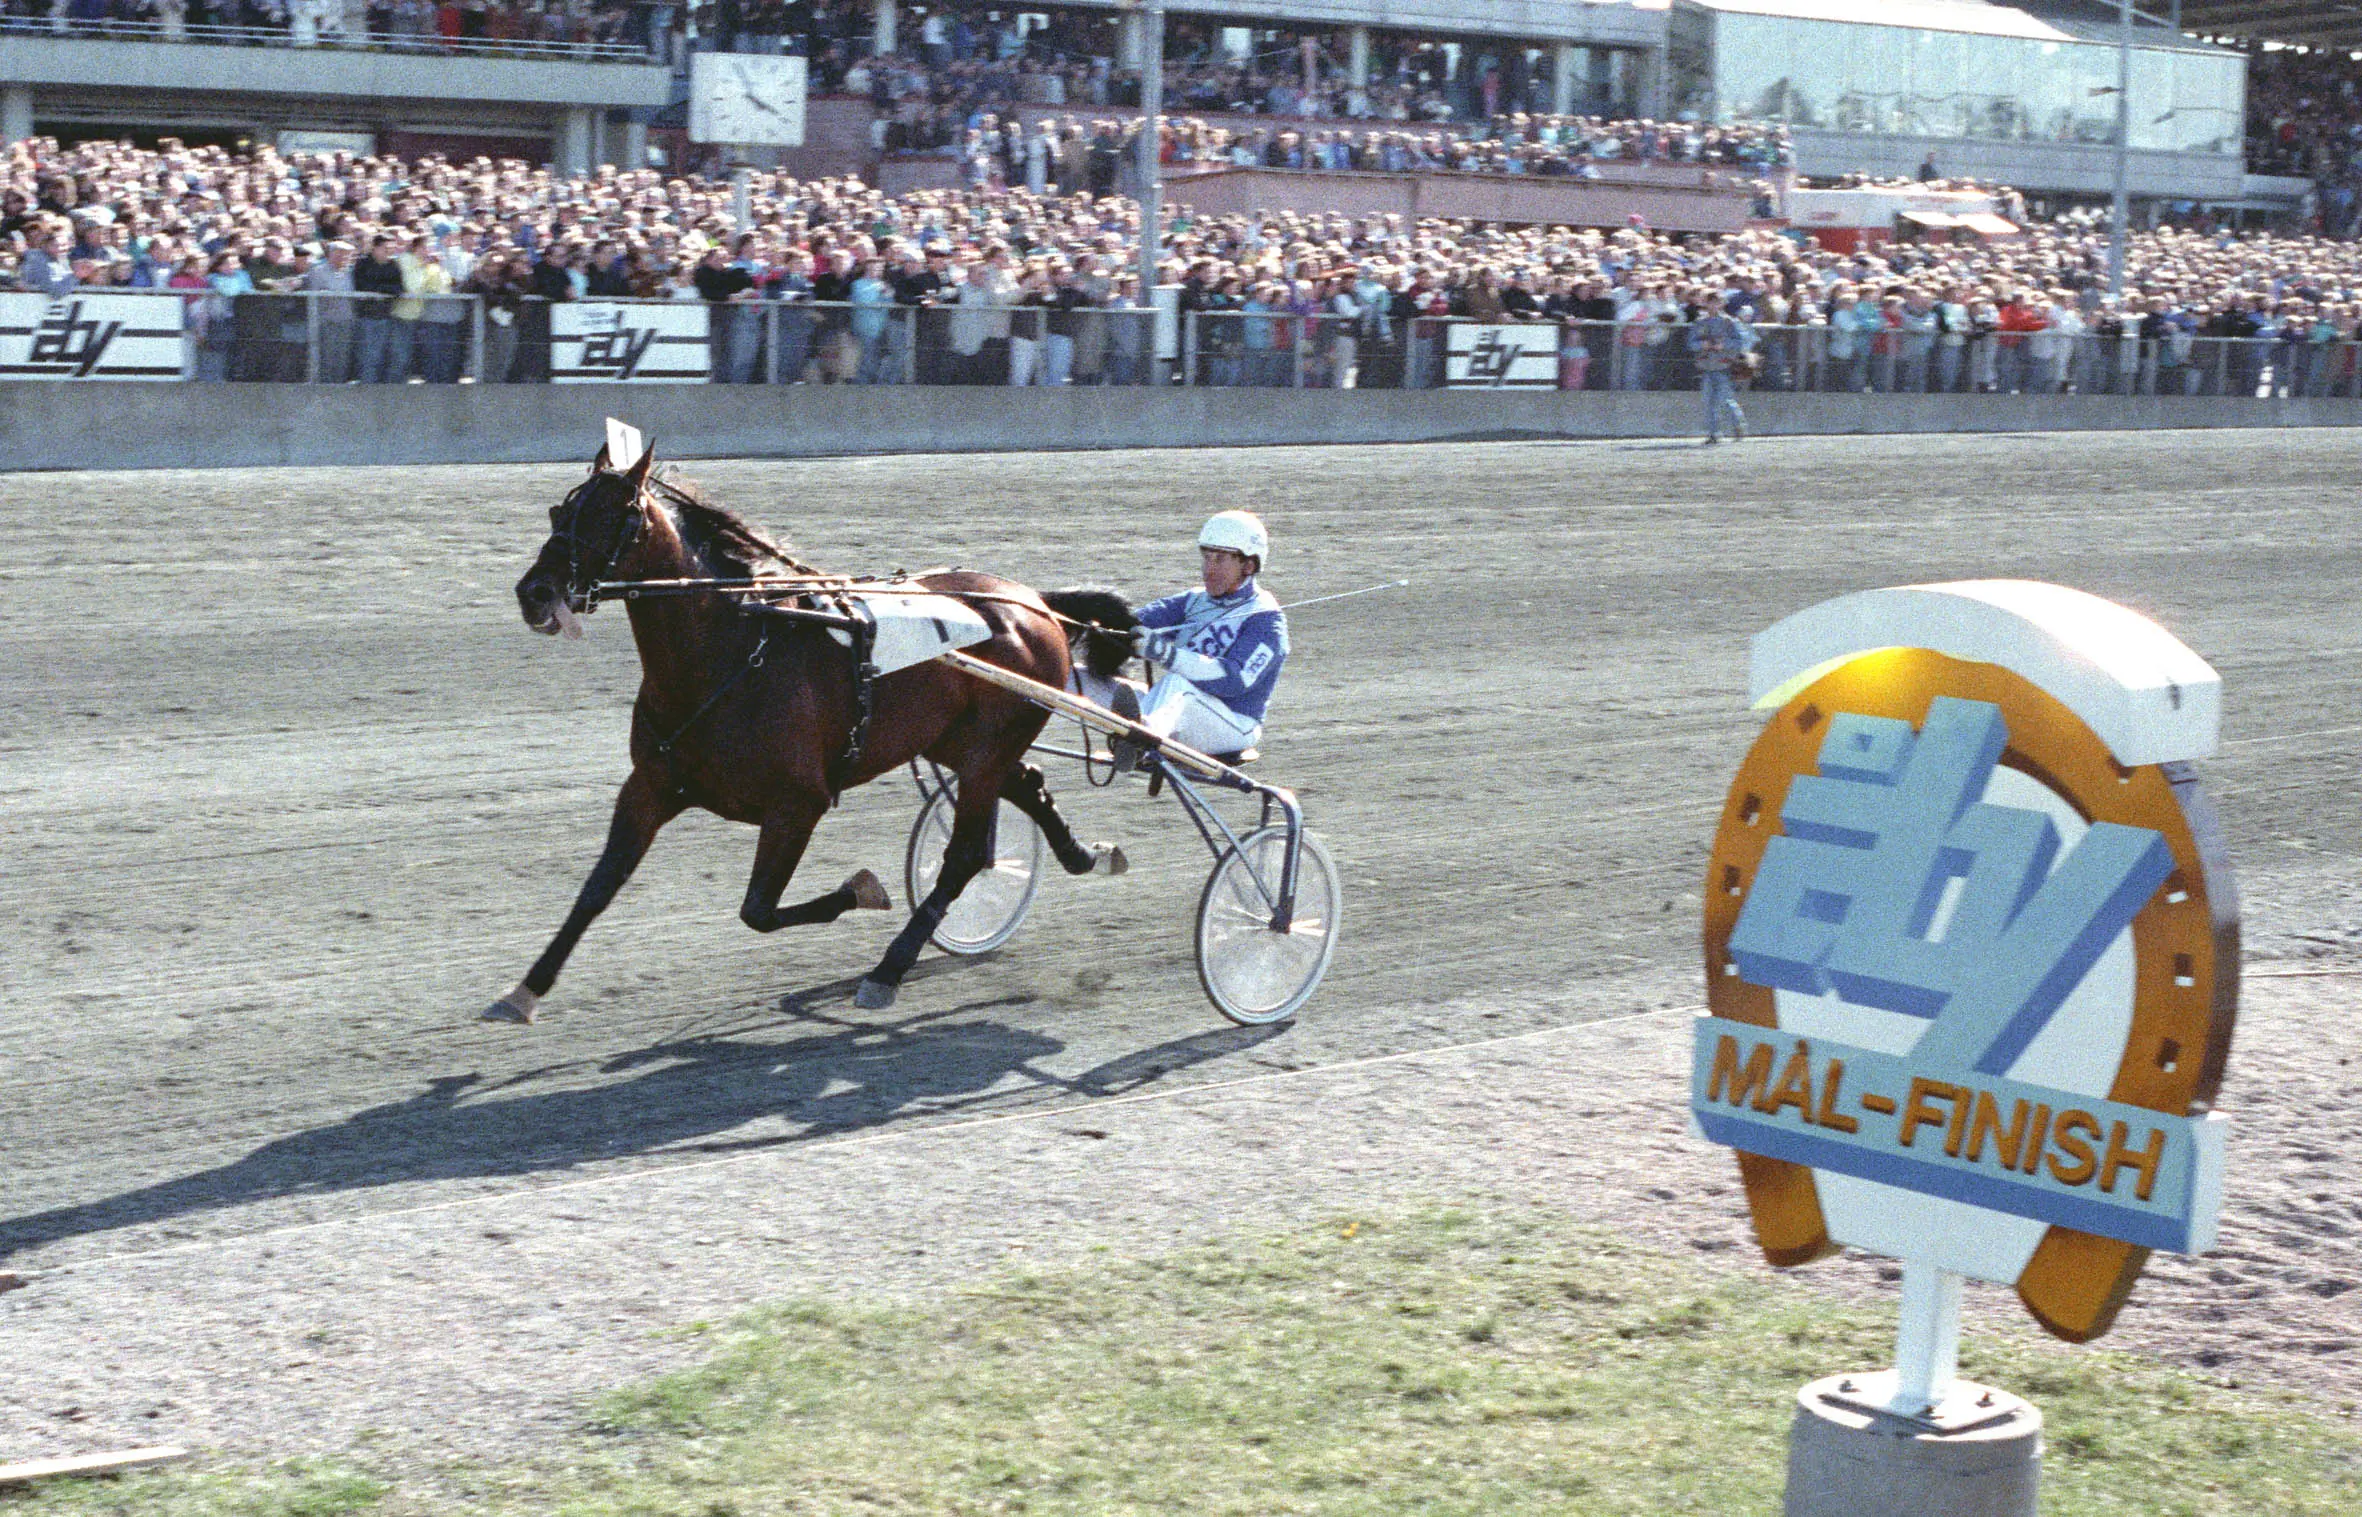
[0,292,185,380]
[551,302,712,383]
[1443,322,1560,389]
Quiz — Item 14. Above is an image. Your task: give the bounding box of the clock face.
[691,54,807,146]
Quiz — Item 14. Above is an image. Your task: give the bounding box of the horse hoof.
[483,984,539,1024]
[854,978,898,1010]
[843,869,891,911]
[1090,842,1129,877]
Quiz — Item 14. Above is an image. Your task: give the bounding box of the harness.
[561,469,886,804]
[651,631,768,760]
[563,467,1122,807]
[657,588,879,804]
[815,592,879,800]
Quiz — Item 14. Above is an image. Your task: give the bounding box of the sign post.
[1693,580,2238,1515]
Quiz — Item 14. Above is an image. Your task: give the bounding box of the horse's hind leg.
[1002,763,1125,877]
[856,767,1001,1010]
[741,796,893,932]
[488,769,685,1024]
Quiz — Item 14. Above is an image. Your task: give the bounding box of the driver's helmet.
[1198,510,1269,568]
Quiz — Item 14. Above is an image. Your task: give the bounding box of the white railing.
[5,288,2356,399]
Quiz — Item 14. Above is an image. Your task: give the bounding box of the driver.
[1086,511,1288,767]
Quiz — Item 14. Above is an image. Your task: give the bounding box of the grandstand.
[10,0,2362,432]
[5,0,2357,306]
[2180,0,2362,46]
[0,0,2347,219]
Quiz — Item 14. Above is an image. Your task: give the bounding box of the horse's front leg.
[740,795,892,932]
[856,777,1000,1010]
[486,768,685,1024]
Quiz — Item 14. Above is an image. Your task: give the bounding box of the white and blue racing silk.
[1136,580,1289,723]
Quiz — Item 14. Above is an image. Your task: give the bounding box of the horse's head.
[515,436,659,636]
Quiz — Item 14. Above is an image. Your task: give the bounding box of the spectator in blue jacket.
[1686,291,1750,444]
[19,228,76,296]
[849,255,895,383]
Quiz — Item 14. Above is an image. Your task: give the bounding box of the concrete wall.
[775,96,885,182]
[5,384,2358,472]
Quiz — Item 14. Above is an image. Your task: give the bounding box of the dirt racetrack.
[2,430,2359,1471]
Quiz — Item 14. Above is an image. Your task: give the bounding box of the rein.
[563,470,879,792]
[567,480,1118,803]
[653,632,769,758]
[594,569,1104,636]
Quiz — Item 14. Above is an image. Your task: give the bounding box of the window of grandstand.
[1669,0,2243,157]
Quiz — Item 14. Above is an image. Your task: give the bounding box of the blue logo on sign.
[1727,697,2175,1076]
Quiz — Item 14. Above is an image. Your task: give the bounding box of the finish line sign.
[1694,1022,2224,1252]
[1694,580,2238,1344]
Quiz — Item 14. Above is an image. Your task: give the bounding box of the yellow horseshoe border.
[1703,647,2239,1343]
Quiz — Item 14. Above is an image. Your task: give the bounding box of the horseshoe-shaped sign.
[1694,581,2238,1343]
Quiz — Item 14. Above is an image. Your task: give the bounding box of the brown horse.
[492,441,1133,1022]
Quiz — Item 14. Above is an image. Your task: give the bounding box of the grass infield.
[8,1208,2357,1515]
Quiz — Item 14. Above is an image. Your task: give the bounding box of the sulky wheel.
[1194,825,1341,1026]
[905,784,1045,955]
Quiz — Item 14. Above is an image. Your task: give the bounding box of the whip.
[1285,579,1410,612]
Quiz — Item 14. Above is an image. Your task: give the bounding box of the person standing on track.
[1083,511,1289,768]
[1688,290,1751,445]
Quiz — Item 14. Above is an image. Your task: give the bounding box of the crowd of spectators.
[2245,47,2362,241]
[1162,214,2362,397]
[6,134,2362,395]
[844,12,1801,185]
[2247,47,2358,177]
[883,105,1791,191]
[829,14,1612,124]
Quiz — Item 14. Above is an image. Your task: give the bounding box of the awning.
[1958,212,2021,237]
[1899,210,1960,228]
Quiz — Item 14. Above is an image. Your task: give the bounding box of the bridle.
[546,464,652,613]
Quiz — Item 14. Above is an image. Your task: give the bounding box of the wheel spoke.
[1197,828,1341,1025]
[911,794,1043,954]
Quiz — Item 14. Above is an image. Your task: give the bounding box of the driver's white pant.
[1073,669,1261,756]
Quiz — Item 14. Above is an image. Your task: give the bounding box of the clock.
[688,53,809,147]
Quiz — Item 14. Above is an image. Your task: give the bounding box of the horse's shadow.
[0,986,1288,1262]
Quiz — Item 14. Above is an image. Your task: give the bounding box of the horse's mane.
[652,474,821,577]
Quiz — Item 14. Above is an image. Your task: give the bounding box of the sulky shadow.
[0,986,1282,1262]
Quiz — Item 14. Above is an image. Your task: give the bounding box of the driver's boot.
[1108,684,1148,775]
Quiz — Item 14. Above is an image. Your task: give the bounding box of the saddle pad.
[848,591,995,675]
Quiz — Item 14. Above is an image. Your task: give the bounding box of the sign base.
[1786,1372,2040,1517]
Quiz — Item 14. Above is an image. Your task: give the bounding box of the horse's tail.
[1042,587,1136,681]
